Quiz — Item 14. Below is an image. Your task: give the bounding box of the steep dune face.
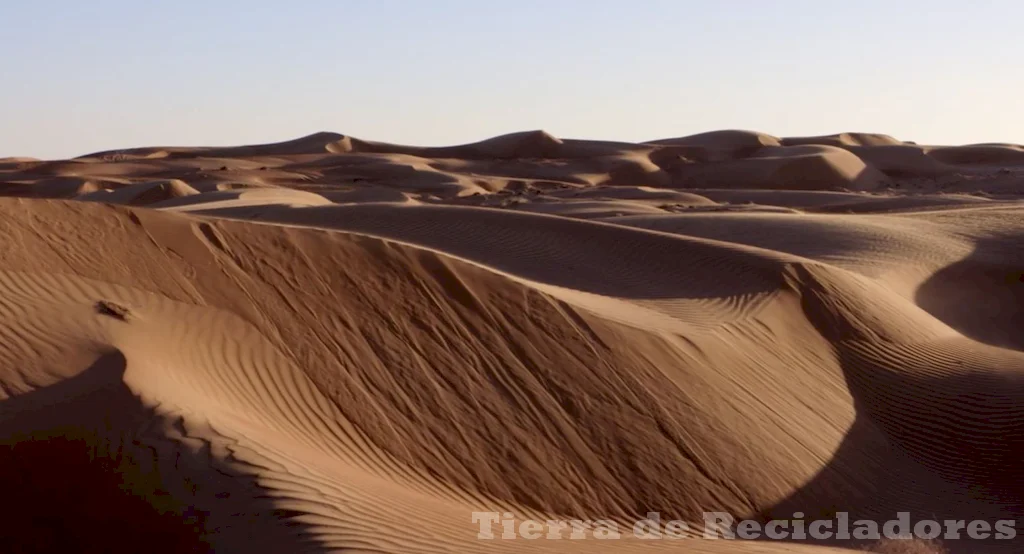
[0,131,1022,553]
[0,200,854,553]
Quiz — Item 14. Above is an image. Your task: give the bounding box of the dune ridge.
[0,130,1022,553]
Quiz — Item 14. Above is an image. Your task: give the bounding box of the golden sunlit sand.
[0,130,1021,553]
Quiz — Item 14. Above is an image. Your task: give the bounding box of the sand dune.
[781,133,903,148]
[0,130,1022,553]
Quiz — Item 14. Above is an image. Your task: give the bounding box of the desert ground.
[0,129,1022,553]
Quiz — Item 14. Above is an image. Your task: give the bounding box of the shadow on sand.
[0,350,323,553]
[761,242,1024,554]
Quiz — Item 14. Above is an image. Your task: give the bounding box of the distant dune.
[1,130,1022,553]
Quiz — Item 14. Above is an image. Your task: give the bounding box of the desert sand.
[0,130,1022,553]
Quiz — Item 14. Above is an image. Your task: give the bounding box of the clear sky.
[2,0,1022,159]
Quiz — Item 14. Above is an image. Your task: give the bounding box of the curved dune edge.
[0,199,862,553]
[1,131,1023,553]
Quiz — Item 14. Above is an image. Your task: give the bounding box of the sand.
[0,130,1022,553]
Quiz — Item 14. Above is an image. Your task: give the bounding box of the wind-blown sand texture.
[0,130,1022,553]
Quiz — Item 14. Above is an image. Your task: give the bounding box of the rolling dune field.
[1,130,1022,553]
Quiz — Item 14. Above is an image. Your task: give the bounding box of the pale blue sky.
[2,1,1021,158]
